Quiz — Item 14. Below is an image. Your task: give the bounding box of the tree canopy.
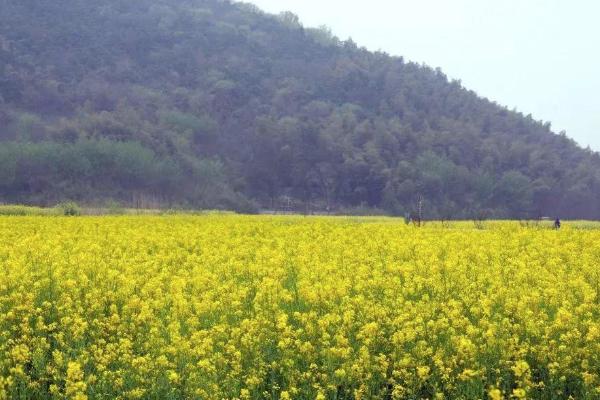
[1,0,598,217]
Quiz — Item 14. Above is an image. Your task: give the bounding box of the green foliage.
[15,113,44,141]
[105,200,126,215]
[0,139,239,209]
[160,111,215,136]
[0,0,599,217]
[57,201,81,216]
[0,205,57,216]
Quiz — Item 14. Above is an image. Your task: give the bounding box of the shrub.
[57,201,81,216]
[0,205,56,216]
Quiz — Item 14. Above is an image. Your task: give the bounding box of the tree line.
[1,0,599,217]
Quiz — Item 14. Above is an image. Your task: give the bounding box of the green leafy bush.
[0,205,56,216]
[57,202,81,216]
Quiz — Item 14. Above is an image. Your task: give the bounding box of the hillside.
[1,0,599,218]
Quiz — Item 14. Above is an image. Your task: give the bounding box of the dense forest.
[1,0,599,218]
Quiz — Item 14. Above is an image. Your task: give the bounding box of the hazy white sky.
[247,0,600,150]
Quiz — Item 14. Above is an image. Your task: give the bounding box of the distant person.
[554,217,561,230]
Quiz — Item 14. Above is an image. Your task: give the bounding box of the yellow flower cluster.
[0,216,599,399]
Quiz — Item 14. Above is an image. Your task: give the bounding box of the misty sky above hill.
[247,0,600,150]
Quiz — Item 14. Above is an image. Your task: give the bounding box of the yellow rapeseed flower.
[0,216,599,398]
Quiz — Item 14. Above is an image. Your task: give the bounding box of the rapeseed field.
[0,216,599,399]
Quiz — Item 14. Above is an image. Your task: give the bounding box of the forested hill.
[1,0,599,218]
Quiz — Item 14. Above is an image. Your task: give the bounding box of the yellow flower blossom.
[0,216,599,398]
